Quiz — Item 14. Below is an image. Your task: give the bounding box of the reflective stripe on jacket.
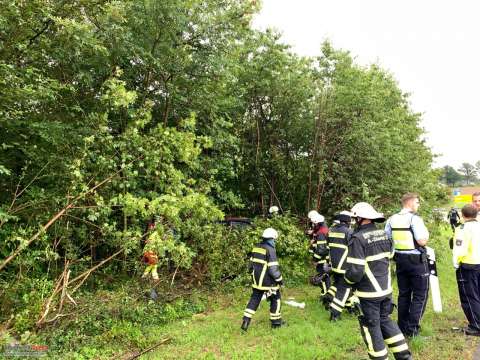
[327,223,351,274]
[250,242,283,290]
[310,225,329,263]
[345,223,394,299]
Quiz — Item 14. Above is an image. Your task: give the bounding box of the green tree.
[441,165,463,186]
[458,163,477,185]
[475,161,480,181]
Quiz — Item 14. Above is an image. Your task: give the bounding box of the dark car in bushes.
[218,217,253,229]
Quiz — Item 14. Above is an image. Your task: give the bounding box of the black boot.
[465,325,480,336]
[241,318,250,331]
[330,311,341,322]
[321,294,333,310]
[394,353,413,360]
[271,320,286,329]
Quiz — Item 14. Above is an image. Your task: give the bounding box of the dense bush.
[193,215,310,286]
[0,1,448,355]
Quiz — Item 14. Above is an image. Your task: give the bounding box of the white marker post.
[426,246,442,313]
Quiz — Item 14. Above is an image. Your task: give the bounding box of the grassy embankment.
[8,223,478,359]
[144,224,479,360]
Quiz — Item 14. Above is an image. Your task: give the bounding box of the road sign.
[454,194,472,206]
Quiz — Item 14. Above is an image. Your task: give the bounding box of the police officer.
[472,192,480,220]
[326,211,354,320]
[385,193,429,337]
[346,202,412,360]
[241,228,284,331]
[448,207,460,231]
[453,204,480,336]
[310,213,331,300]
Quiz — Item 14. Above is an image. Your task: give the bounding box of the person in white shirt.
[385,193,429,338]
[452,204,480,336]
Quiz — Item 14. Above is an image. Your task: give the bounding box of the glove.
[323,262,332,273]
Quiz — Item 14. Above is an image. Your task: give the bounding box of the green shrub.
[193,215,310,286]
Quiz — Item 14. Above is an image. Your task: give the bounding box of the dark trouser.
[315,261,331,296]
[329,273,352,315]
[358,297,411,360]
[395,253,429,336]
[456,266,480,331]
[243,288,282,325]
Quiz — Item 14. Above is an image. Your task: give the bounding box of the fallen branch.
[170,265,179,287]
[58,269,71,314]
[123,338,172,360]
[36,249,125,328]
[36,264,68,327]
[42,312,76,325]
[69,248,125,294]
[0,156,142,272]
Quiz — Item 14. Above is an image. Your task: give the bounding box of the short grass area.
[143,231,479,360]
[6,224,478,359]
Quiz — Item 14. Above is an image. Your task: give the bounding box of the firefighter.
[326,211,358,321]
[305,210,320,238]
[346,202,412,360]
[453,204,480,336]
[306,210,322,287]
[241,228,284,331]
[310,213,331,301]
[269,205,280,217]
[385,192,429,337]
[305,210,325,257]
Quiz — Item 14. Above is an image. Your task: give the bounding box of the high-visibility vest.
[390,213,417,250]
[453,221,480,265]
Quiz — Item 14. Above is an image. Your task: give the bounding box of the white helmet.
[311,213,325,224]
[339,210,353,216]
[350,202,385,222]
[262,227,278,239]
[307,210,320,220]
[269,206,279,214]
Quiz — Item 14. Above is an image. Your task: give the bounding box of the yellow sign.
[454,194,472,205]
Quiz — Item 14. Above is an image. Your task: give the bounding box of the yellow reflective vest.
[390,212,416,250]
[453,220,480,267]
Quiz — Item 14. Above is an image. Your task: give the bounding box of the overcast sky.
[253,0,480,169]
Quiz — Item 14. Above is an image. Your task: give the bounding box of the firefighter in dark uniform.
[310,213,331,301]
[346,202,412,360]
[306,210,320,255]
[453,204,480,336]
[326,211,358,320]
[241,228,284,331]
[385,193,429,338]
